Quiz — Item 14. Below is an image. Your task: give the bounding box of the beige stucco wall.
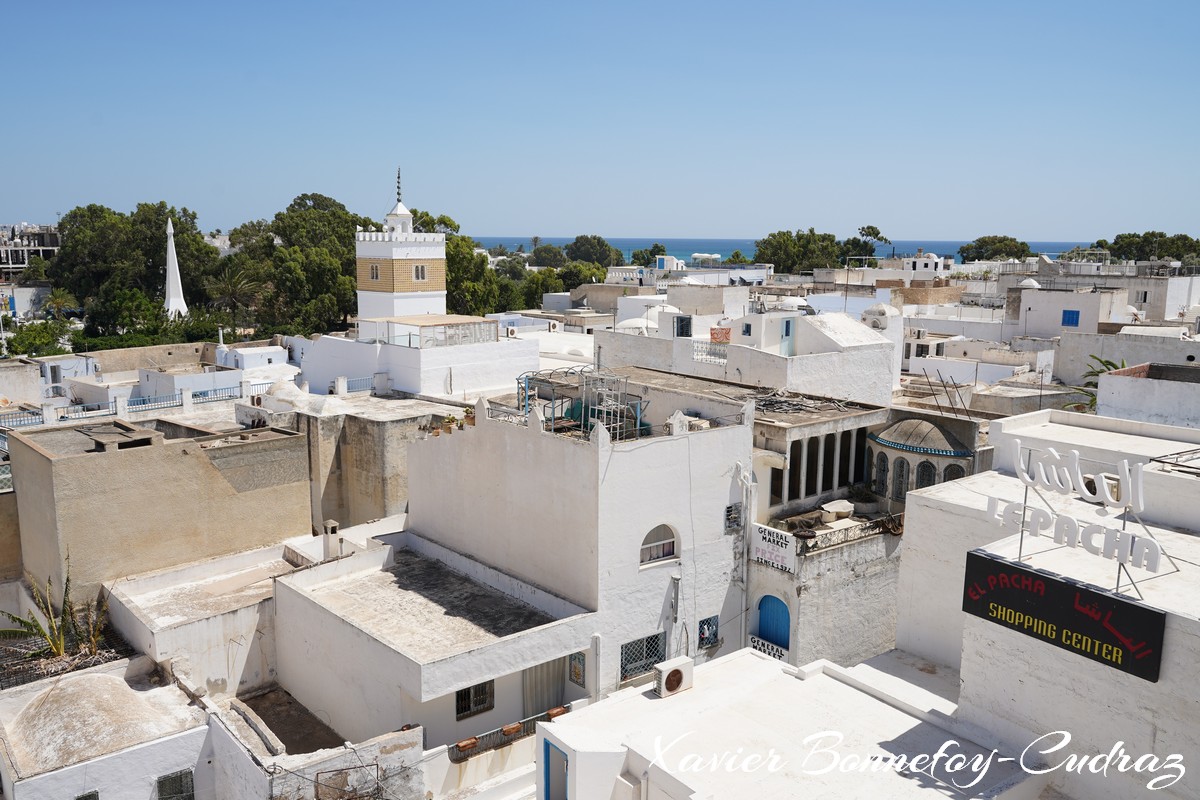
[0,492,21,582]
[10,432,309,601]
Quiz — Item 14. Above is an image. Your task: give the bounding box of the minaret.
[164,218,188,318]
[355,168,446,319]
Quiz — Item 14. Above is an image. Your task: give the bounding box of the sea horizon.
[474,236,1092,265]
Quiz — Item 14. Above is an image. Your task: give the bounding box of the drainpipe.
[735,460,755,649]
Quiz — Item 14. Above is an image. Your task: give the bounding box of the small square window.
[699,615,719,649]
[455,680,495,720]
[742,323,752,336]
[1061,309,1080,327]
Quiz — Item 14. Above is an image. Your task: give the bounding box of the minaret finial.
[396,167,402,204]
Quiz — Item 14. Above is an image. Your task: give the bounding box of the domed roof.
[9,672,202,775]
[862,303,900,317]
[869,418,971,457]
[1019,277,1041,288]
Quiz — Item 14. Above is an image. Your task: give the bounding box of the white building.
[1096,362,1200,427]
[596,308,897,406]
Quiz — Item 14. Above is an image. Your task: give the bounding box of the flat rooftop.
[610,365,886,426]
[914,472,1200,617]
[18,421,157,456]
[554,649,1035,798]
[112,548,299,629]
[265,385,463,421]
[302,549,556,663]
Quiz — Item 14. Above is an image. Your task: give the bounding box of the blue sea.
[474,237,1092,265]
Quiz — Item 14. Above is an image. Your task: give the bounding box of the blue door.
[544,740,568,800]
[758,595,791,650]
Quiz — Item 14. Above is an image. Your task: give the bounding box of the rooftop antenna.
[396,167,403,204]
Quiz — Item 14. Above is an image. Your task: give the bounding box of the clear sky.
[5,1,1198,241]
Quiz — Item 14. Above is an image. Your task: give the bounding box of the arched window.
[757,595,790,650]
[943,464,967,483]
[640,525,677,564]
[916,460,937,489]
[874,451,888,495]
[370,264,379,281]
[892,457,909,501]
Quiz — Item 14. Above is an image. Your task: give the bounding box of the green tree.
[1066,355,1127,412]
[43,288,79,320]
[487,243,510,257]
[7,321,69,357]
[410,208,460,235]
[496,256,529,281]
[958,235,1032,263]
[565,235,624,267]
[530,236,542,251]
[559,261,606,291]
[17,255,49,285]
[206,264,263,330]
[495,275,524,312]
[445,234,498,316]
[795,228,842,270]
[631,242,666,266]
[858,225,891,245]
[522,268,565,308]
[726,250,751,265]
[271,194,375,279]
[530,244,567,268]
[753,231,801,272]
[228,219,277,262]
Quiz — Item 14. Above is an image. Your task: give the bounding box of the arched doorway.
[757,595,790,650]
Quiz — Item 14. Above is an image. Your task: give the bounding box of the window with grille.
[699,615,719,649]
[620,632,665,680]
[156,769,194,800]
[640,525,677,564]
[455,680,495,720]
[1061,309,1080,327]
[413,264,428,281]
[724,503,743,531]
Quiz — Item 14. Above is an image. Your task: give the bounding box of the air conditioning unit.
[506,327,518,338]
[653,656,694,698]
[912,328,927,339]
[548,321,561,332]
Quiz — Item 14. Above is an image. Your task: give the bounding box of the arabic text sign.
[751,524,796,574]
[962,550,1164,682]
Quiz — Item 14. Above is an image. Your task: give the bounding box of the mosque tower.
[355,168,447,319]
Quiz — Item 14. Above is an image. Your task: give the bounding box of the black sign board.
[962,550,1165,682]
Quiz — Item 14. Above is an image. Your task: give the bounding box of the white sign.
[752,524,796,574]
[986,439,1162,573]
[750,635,788,661]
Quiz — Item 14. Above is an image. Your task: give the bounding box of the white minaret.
[164,218,188,318]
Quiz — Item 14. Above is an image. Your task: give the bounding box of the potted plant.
[464,407,476,427]
[442,415,456,434]
[848,483,880,515]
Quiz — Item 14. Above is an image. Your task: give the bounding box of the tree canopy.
[565,235,624,267]
[958,235,1032,263]
[530,244,566,268]
[1091,231,1200,263]
[630,242,666,266]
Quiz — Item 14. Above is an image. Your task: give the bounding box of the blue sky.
[6,1,1198,241]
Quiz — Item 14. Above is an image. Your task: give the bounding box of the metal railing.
[0,432,7,454]
[692,340,728,364]
[0,410,43,428]
[127,392,184,412]
[0,464,11,493]
[57,400,117,420]
[193,386,242,404]
[446,705,570,764]
[247,382,274,396]
[346,376,373,393]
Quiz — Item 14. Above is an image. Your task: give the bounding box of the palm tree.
[42,288,78,321]
[205,265,263,331]
[1066,355,1127,412]
[530,235,542,251]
